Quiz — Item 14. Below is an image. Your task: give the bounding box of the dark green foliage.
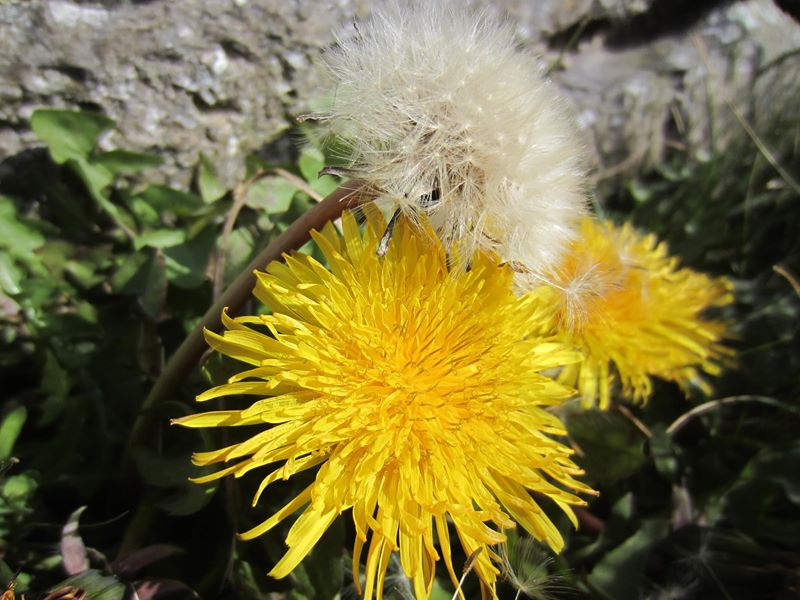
[561,131,800,599]
[1,105,798,600]
[0,109,341,598]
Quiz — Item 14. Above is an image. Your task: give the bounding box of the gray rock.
[1,0,797,188]
[556,0,800,183]
[0,0,358,186]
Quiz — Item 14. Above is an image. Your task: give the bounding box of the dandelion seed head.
[322,2,588,275]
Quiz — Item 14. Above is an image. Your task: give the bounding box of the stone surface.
[0,0,362,186]
[557,0,800,182]
[1,0,798,187]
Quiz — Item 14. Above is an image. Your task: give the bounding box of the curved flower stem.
[666,394,800,436]
[122,179,368,472]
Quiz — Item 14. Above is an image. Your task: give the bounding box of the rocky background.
[1,0,799,188]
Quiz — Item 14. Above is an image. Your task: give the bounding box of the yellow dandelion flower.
[547,217,733,410]
[174,208,593,599]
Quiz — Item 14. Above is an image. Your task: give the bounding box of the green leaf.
[134,229,187,250]
[137,185,205,217]
[298,146,325,182]
[73,158,114,193]
[140,251,168,320]
[244,176,297,214]
[30,109,114,163]
[2,473,38,504]
[157,484,218,517]
[111,250,167,319]
[723,442,800,547]
[650,426,679,480]
[0,561,16,591]
[587,519,669,600]
[298,145,340,197]
[223,226,257,285]
[0,406,27,460]
[429,579,451,600]
[126,194,161,228]
[626,178,653,204]
[570,493,635,563]
[132,448,217,516]
[231,557,269,600]
[0,196,45,260]
[38,240,73,278]
[70,158,137,235]
[133,449,193,489]
[111,251,150,291]
[0,563,30,594]
[93,149,163,174]
[39,351,70,426]
[310,174,340,198]
[740,442,800,505]
[197,154,227,203]
[163,227,216,289]
[0,253,23,295]
[565,409,647,483]
[65,259,105,289]
[75,301,98,324]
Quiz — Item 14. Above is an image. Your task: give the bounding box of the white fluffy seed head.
[320,2,588,275]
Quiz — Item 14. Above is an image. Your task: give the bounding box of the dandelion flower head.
[174,209,593,599]
[547,217,732,409]
[321,2,587,275]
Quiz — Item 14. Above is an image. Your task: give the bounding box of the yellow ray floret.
[174,208,594,599]
[546,217,733,409]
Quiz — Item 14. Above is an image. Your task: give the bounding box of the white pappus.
[318,1,589,280]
